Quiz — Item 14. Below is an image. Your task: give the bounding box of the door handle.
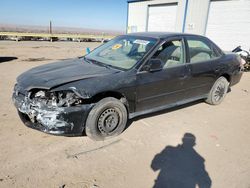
[215,66,222,73]
[179,74,188,79]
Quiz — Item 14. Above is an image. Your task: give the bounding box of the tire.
[206,76,229,105]
[85,97,128,141]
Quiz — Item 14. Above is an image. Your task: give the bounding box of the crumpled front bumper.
[12,91,93,136]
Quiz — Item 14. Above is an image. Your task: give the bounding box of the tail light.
[240,57,246,71]
[240,57,246,66]
[236,54,245,71]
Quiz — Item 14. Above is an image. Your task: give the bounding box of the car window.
[85,36,157,70]
[152,39,184,69]
[187,38,219,63]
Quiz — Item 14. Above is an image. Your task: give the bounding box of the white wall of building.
[127,0,210,34]
[184,0,210,34]
[127,0,187,33]
[127,0,250,50]
[147,4,178,32]
[206,0,250,50]
[127,1,148,32]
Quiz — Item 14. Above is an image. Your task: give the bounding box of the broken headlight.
[31,90,83,108]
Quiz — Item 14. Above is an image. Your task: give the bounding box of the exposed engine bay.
[31,89,83,108]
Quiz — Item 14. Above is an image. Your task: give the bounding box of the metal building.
[127,0,250,50]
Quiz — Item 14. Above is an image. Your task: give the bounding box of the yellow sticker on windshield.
[112,44,122,50]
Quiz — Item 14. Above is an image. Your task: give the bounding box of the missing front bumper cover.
[13,92,93,136]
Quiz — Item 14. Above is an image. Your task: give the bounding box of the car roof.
[126,32,203,39]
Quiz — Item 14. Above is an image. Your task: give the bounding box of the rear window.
[187,37,221,63]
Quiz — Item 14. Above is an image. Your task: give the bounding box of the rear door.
[136,37,191,112]
[184,36,222,99]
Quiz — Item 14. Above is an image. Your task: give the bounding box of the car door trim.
[129,94,207,119]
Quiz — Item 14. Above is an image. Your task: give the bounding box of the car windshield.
[85,36,157,70]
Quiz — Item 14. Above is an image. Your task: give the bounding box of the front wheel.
[206,77,229,105]
[85,97,128,141]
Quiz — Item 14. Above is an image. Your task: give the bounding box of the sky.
[0,0,128,32]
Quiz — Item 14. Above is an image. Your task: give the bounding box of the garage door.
[147,4,177,32]
[206,0,250,51]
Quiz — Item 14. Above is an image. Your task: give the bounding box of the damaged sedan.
[13,32,243,140]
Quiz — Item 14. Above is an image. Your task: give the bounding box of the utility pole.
[49,21,52,34]
[49,20,52,42]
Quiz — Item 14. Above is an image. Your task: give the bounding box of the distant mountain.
[0,23,124,35]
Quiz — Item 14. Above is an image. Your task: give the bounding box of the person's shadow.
[151,133,212,188]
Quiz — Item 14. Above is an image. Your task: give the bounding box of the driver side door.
[135,37,191,112]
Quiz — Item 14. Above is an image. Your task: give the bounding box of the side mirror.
[147,59,163,72]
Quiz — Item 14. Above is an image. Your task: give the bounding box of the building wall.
[184,0,210,34]
[127,0,210,35]
[128,0,250,50]
[127,1,148,32]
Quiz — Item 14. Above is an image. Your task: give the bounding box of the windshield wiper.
[83,57,92,64]
[86,58,112,69]
[98,62,112,69]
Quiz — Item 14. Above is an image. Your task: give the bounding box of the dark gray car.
[12,32,243,140]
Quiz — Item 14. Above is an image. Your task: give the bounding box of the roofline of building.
[127,0,151,3]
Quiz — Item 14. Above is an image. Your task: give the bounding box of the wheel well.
[221,74,231,83]
[91,91,124,101]
[87,91,129,109]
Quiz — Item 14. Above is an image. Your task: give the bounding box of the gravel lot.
[0,41,249,188]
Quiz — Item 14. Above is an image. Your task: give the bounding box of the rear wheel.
[206,77,229,105]
[85,97,128,141]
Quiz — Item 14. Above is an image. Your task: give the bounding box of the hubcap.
[98,108,120,135]
[213,82,226,102]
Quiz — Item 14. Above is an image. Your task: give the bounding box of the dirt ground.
[0,41,249,188]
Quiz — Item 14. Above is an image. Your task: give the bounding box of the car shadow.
[125,99,204,131]
[151,133,212,188]
[0,56,18,63]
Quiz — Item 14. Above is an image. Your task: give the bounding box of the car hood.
[17,58,120,91]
